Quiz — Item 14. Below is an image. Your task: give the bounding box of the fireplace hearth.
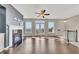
[12,30,22,47]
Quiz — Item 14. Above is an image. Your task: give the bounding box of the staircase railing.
[66,30,78,42]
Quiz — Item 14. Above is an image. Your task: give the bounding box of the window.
[35,21,45,34]
[25,21,32,33]
[48,22,54,33]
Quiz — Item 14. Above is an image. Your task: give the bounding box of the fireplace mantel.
[9,25,23,47]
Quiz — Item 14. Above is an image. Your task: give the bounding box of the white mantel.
[9,25,23,47]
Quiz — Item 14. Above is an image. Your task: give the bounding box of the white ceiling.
[12,4,79,19]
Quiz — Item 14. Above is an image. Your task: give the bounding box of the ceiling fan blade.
[44,14,50,15]
[43,16,45,18]
[43,10,46,13]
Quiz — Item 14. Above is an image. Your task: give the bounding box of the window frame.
[25,21,32,34]
[48,21,54,33]
[35,20,45,35]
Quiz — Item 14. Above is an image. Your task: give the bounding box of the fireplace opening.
[12,30,22,47]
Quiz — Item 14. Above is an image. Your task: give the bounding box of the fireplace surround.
[9,25,23,48]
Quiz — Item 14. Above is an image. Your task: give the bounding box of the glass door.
[35,20,45,36]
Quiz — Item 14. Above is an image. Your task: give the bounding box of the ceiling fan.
[35,9,50,18]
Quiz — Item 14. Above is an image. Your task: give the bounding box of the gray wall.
[2,4,23,26]
[0,5,6,48]
[0,5,6,33]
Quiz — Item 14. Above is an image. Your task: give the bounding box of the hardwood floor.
[1,37,79,54]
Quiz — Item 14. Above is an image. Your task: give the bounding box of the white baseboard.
[0,46,11,53]
[4,46,10,50]
[69,42,79,47]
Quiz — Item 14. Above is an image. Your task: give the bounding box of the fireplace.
[12,30,22,47]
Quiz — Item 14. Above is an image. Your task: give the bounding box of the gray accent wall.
[0,5,6,48]
[0,5,6,33]
[2,4,23,26]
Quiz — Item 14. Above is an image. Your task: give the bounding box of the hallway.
[1,37,79,54]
